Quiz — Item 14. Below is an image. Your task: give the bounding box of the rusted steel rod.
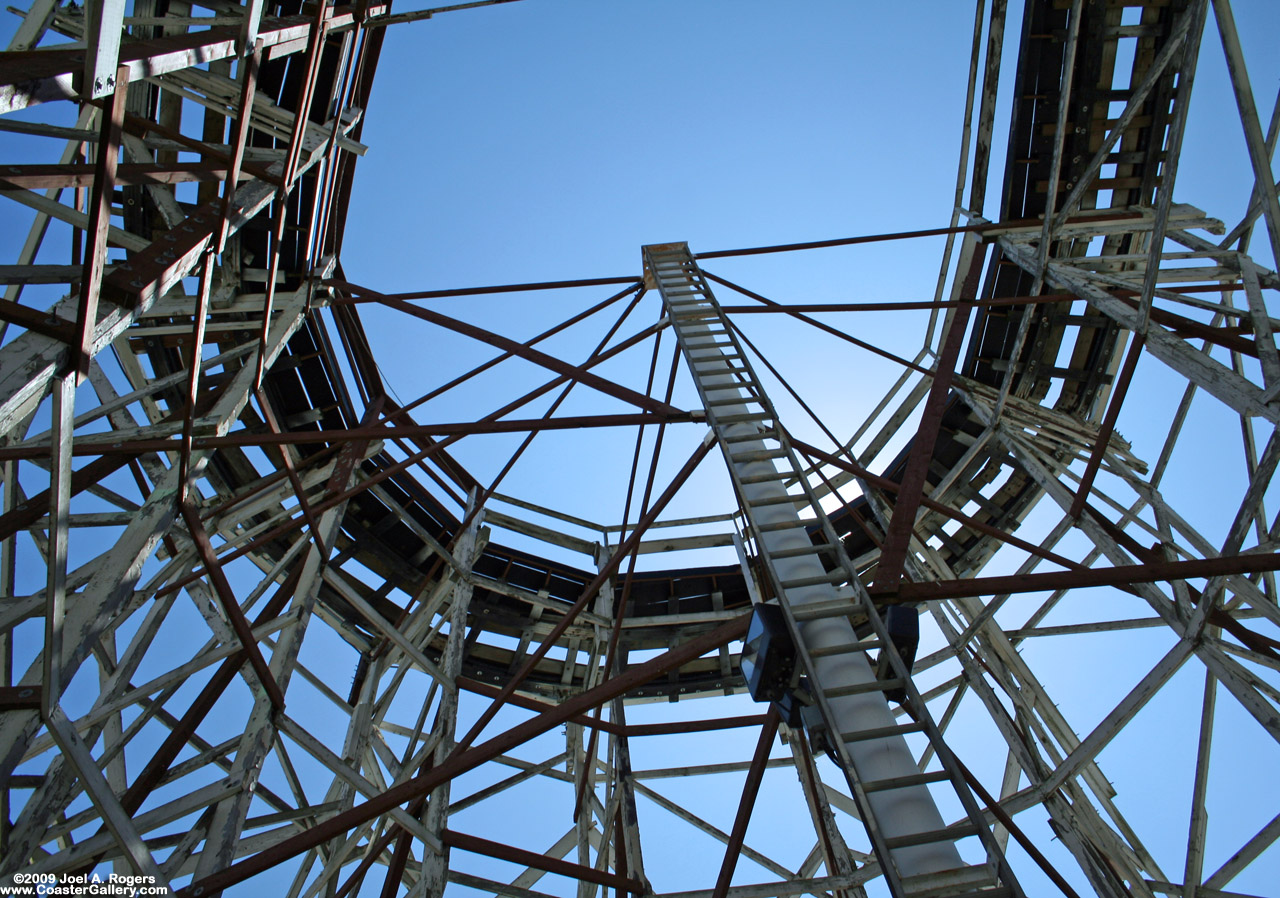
[328,275,640,300]
[180,500,287,712]
[359,282,643,421]
[255,389,329,557]
[711,707,781,898]
[217,39,263,252]
[702,270,931,376]
[574,336,678,821]
[0,412,695,460]
[883,551,1280,602]
[71,65,129,380]
[452,438,718,754]
[172,614,749,898]
[695,212,1144,259]
[70,564,305,876]
[789,438,1087,577]
[898,702,1082,898]
[342,283,683,417]
[443,829,643,893]
[456,677,624,735]
[1067,333,1146,520]
[0,161,238,189]
[718,292,1076,314]
[873,246,986,589]
[0,455,130,541]
[153,372,679,603]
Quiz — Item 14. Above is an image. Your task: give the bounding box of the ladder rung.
[883,822,979,851]
[779,571,845,590]
[790,598,858,620]
[706,395,757,408]
[825,677,904,699]
[739,470,788,485]
[861,769,951,793]
[689,355,738,366]
[769,541,834,558]
[900,866,1004,898]
[716,419,762,437]
[722,427,773,443]
[728,447,788,463]
[755,519,810,533]
[716,411,771,425]
[811,638,882,658]
[744,493,808,508]
[839,721,924,742]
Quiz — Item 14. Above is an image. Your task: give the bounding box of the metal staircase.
[643,242,1023,898]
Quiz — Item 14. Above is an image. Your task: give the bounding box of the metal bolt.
[94,76,103,91]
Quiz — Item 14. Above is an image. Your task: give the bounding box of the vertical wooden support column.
[790,728,866,898]
[41,374,74,720]
[0,458,14,856]
[73,64,128,382]
[418,494,486,898]
[81,0,125,100]
[606,670,646,896]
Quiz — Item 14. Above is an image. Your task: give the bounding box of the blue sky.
[341,1,988,552]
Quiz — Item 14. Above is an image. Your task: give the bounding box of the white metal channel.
[645,243,964,880]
